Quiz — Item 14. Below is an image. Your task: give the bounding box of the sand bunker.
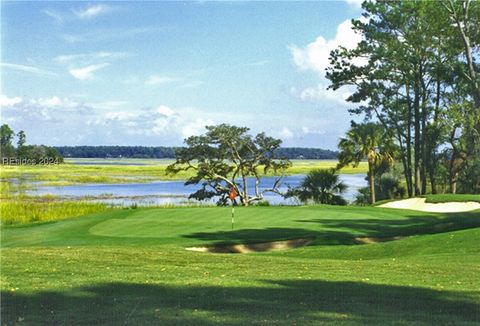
[354,236,403,244]
[186,237,315,254]
[379,198,480,213]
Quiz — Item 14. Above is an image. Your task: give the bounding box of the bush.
[355,174,405,205]
[285,168,347,205]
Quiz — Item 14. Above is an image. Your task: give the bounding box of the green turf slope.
[2,205,480,325]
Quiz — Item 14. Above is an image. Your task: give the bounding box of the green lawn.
[2,205,479,325]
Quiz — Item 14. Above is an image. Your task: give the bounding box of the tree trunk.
[242,172,249,207]
[368,162,376,204]
[420,69,428,195]
[450,172,458,194]
[405,83,414,198]
[398,136,412,197]
[414,71,422,196]
[453,0,480,109]
[428,76,442,195]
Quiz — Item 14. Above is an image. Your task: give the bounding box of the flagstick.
[231,206,235,230]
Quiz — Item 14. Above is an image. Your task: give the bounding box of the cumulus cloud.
[290,84,354,105]
[2,94,351,148]
[2,96,93,124]
[289,17,367,106]
[69,63,110,80]
[289,18,364,75]
[181,118,215,138]
[346,0,363,9]
[0,95,22,107]
[2,95,219,145]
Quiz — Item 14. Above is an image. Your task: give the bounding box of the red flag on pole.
[229,187,238,200]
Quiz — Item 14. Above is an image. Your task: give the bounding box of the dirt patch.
[186,237,315,254]
[378,198,480,213]
[353,236,403,245]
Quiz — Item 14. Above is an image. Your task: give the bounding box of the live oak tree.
[167,124,291,206]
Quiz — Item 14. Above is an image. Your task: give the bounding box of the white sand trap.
[354,236,403,244]
[379,198,480,213]
[186,237,315,254]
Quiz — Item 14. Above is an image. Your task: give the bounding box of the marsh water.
[28,174,367,206]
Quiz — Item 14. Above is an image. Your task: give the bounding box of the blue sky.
[1,1,363,149]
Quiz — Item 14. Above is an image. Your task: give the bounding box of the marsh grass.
[1,160,368,186]
[0,199,111,225]
[0,159,368,225]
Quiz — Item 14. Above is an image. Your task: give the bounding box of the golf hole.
[186,237,315,254]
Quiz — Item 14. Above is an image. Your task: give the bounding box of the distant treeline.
[54,146,338,160]
[1,124,63,165]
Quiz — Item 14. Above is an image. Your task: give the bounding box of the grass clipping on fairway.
[379,197,480,213]
[186,237,315,254]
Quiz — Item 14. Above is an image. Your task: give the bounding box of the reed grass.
[0,200,110,225]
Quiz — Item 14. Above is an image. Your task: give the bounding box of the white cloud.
[290,84,354,105]
[69,63,110,80]
[181,118,215,138]
[289,18,365,75]
[279,127,294,140]
[301,126,326,135]
[2,95,351,148]
[74,4,110,19]
[43,9,64,24]
[1,62,56,76]
[246,60,270,67]
[145,75,179,86]
[87,101,128,110]
[156,105,177,117]
[2,96,92,123]
[55,52,129,65]
[44,5,113,24]
[289,17,367,106]
[346,0,363,9]
[0,95,22,107]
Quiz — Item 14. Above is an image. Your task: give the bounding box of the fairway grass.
[2,205,479,325]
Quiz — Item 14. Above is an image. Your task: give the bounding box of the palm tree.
[337,122,395,204]
[287,168,347,205]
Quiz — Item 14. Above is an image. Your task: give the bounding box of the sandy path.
[379,197,480,213]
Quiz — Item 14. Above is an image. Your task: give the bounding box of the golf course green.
[2,205,480,325]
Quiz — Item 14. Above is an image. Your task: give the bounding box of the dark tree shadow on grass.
[2,280,479,325]
[296,210,480,239]
[183,211,480,247]
[184,227,357,246]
